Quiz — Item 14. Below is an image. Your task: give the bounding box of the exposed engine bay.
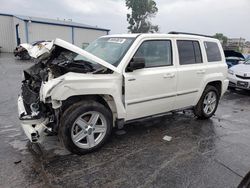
[20,44,112,133]
[18,38,120,143]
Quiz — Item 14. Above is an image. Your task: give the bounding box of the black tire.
[194,85,219,119]
[59,100,113,155]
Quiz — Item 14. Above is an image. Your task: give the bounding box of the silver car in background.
[228,59,250,90]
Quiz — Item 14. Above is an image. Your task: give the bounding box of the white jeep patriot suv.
[18,32,228,154]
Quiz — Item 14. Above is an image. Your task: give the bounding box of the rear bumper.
[18,95,49,143]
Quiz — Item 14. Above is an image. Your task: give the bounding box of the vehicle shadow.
[227,88,250,96]
[25,111,218,186]
[28,111,216,161]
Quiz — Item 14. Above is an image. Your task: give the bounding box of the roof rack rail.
[168,31,214,38]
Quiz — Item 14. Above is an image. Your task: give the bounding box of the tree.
[126,0,159,33]
[213,33,228,46]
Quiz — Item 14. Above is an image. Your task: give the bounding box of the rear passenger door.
[175,40,205,109]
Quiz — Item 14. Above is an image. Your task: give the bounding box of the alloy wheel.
[71,111,107,149]
[203,91,217,115]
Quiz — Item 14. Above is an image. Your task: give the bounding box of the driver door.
[124,40,177,120]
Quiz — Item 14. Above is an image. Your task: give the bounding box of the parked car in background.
[14,40,51,60]
[228,59,250,90]
[17,33,228,155]
[244,54,250,61]
[224,50,245,68]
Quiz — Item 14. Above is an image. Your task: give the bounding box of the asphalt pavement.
[0,53,250,188]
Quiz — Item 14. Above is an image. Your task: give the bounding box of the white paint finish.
[115,34,227,115]
[0,15,15,52]
[230,63,250,74]
[26,41,52,58]
[23,33,228,124]
[41,34,227,121]
[40,72,126,118]
[124,66,177,120]
[18,33,230,147]
[28,22,72,43]
[73,28,107,48]
[173,37,228,109]
[228,63,250,90]
[172,39,204,108]
[175,65,206,108]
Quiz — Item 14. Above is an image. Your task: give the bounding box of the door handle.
[128,78,136,81]
[196,70,205,74]
[163,73,175,78]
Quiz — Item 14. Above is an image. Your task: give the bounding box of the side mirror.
[127,57,145,72]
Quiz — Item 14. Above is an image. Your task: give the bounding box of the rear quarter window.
[204,41,222,62]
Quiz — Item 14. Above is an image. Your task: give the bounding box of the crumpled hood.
[230,63,250,74]
[27,38,119,73]
[27,41,52,58]
[20,43,33,50]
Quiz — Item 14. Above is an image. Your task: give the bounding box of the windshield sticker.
[108,38,126,44]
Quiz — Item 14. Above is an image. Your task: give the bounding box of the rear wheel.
[194,85,219,119]
[59,100,112,155]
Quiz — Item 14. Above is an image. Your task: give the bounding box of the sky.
[1,0,250,40]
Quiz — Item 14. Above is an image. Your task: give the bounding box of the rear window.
[177,40,202,65]
[204,41,222,62]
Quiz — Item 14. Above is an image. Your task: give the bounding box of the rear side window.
[177,40,202,65]
[134,40,172,68]
[204,41,222,62]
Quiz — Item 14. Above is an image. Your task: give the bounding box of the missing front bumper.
[21,118,49,143]
[18,96,49,143]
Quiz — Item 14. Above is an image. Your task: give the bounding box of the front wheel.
[59,100,112,155]
[194,85,219,119]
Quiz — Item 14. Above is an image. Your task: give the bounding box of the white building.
[0,13,110,52]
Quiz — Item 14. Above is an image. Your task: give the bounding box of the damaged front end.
[14,41,52,60]
[18,62,57,142]
[14,44,32,60]
[18,38,118,143]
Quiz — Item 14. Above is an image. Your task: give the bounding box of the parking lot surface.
[1,53,250,188]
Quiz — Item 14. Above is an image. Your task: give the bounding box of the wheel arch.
[194,79,223,106]
[205,80,222,97]
[61,94,120,123]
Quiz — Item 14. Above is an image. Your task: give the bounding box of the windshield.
[78,37,134,67]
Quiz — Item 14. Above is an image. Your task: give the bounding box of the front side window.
[177,40,203,65]
[204,41,222,62]
[133,40,172,68]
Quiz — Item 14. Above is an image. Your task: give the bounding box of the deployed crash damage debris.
[18,38,116,143]
[163,135,172,142]
[14,40,51,60]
